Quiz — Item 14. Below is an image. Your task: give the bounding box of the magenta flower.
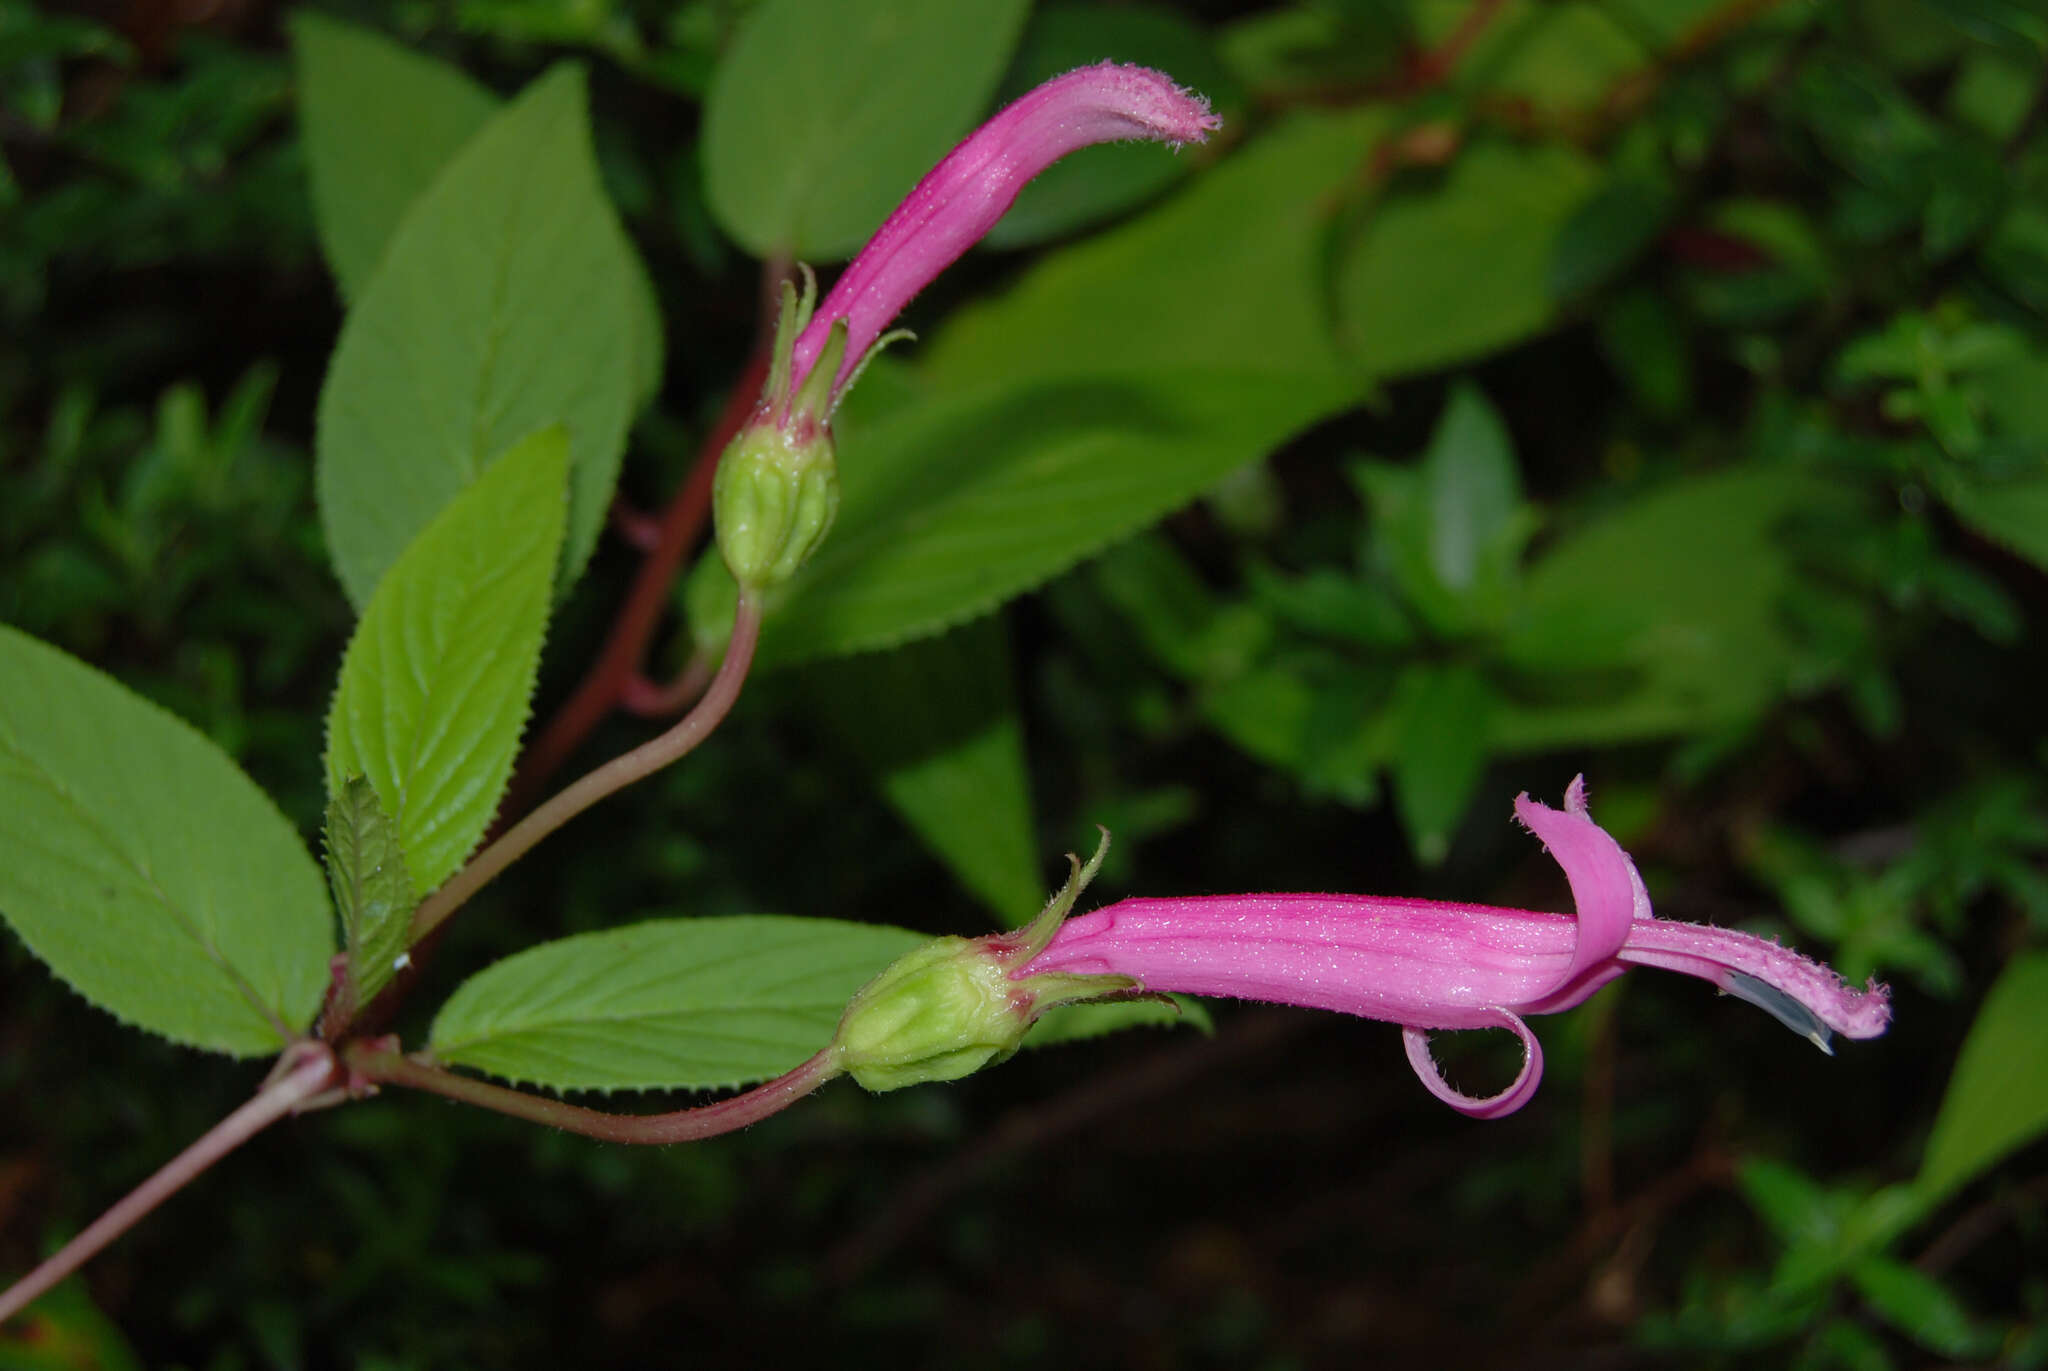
[714,61,1218,591]
[784,61,1220,411]
[1017,778,1891,1118]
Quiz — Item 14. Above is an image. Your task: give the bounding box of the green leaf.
[1391,662,1494,865]
[1493,468,1848,749]
[928,107,1383,386]
[746,368,1357,665]
[1356,383,1534,636]
[1441,0,1656,113]
[1340,137,1600,379]
[1549,171,1676,301]
[323,776,414,1009]
[702,0,1031,260]
[807,615,1042,923]
[1025,994,1212,1048]
[1850,1258,1995,1359]
[429,916,928,1090]
[984,2,1236,250]
[1939,467,2048,573]
[315,64,636,608]
[1917,951,2048,1208]
[290,12,499,302]
[325,427,569,897]
[1094,533,1275,682]
[294,16,666,404]
[1420,385,1524,593]
[0,626,332,1055]
[1739,1157,1841,1250]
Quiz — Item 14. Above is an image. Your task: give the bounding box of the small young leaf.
[703,0,1031,259]
[315,64,636,607]
[1851,1258,1995,1359]
[325,427,569,898]
[1739,1157,1841,1250]
[1391,662,1495,866]
[806,615,1042,924]
[1917,951,2048,1208]
[0,626,333,1054]
[1421,384,1524,596]
[429,916,929,1091]
[290,11,499,302]
[324,775,414,1008]
[1356,384,1533,637]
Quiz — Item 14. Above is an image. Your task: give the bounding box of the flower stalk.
[343,1041,841,1145]
[407,592,764,948]
[0,1042,340,1327]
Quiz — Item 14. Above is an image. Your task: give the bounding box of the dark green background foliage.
[4,0,2047,1365]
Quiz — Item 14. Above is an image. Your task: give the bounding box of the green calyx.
[713,270,847,592]
[711,408,840,592]
[712,266,919,592]
[833,830,1134,1092]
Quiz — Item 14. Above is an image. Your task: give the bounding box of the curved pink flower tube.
[1017,778,1891,1118]
[785,61,1219,407]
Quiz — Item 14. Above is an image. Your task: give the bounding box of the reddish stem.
[345,1043,840,1144]
[507,349,764,810]
[0,1043,339,1328]
[620,656,713,717]
[1400,0,1508,92]
[408,595,764,946]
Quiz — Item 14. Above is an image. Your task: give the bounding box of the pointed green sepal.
[790,319,846,427]
[1006,827,1110,964]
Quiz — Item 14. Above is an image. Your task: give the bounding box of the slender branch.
[505,260,789,813]
[345,1043,839,1144]
[620,654,713,718]
[408,594,764,945]
[0,1043,339,1328]
[505,396,740,804]
[1399,0,1508,93]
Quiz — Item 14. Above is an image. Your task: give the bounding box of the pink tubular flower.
[713,62,1217,593]
[1017,778,1891,1119]
[785,61,1220,409]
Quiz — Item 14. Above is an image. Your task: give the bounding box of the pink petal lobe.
[1513,777,1649,1004]
[1402,1013,1545,1119]
[789,62,1218,399]
[1618,920,1892,1042]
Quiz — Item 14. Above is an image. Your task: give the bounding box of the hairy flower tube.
[713,62,1219,591]
[1017,778,1892,1118]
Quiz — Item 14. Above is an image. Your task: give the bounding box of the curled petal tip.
[1403,1014,1545,1119]
[1063,60,1222,145]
